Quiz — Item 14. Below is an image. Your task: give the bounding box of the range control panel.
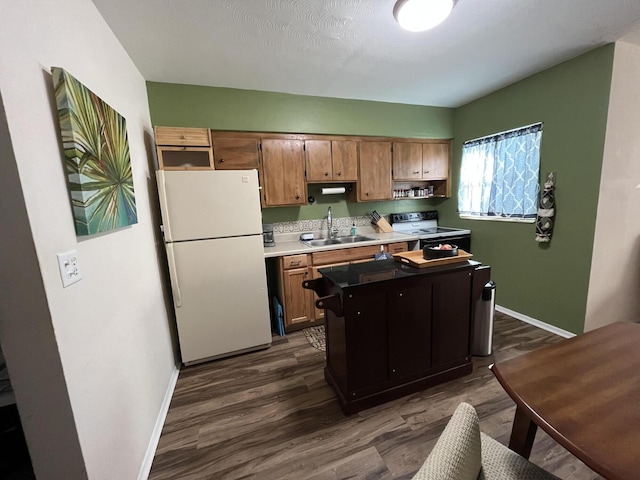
[390,211,439,224]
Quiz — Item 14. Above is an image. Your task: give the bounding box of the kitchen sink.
[302,235,375,247]
[335,235,375,243]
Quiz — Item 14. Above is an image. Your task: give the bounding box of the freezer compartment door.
[166,235,271,364]
[157,169,262,242]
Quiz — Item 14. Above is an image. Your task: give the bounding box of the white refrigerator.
[156,169,271,365]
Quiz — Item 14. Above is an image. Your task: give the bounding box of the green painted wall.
[146,83,454,222]
[439,45,614,334]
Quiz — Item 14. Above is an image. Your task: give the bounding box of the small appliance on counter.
[262,223,275,247]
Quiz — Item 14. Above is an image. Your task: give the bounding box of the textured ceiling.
[91,0,640,107]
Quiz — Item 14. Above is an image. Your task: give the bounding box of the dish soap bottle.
[350,223,357,236]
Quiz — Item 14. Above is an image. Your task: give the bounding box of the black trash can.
[472,280,496,356]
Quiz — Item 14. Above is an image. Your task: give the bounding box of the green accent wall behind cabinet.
[146,83,453,138]
[439,45,614,334]
[146,83,454,222]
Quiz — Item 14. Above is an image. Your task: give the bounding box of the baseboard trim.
[138,365,180,480]
[496,304,575,339]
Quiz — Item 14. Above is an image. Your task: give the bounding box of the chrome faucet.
[327,206,337,239]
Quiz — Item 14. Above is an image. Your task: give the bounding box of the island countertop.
[317,257,481,288]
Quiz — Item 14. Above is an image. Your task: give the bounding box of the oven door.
[420,234,471,253]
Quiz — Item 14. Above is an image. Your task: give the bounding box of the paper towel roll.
[321,187,346,195]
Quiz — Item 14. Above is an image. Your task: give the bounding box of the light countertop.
[263,226,419,258]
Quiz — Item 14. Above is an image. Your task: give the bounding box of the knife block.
[373,216,394,233]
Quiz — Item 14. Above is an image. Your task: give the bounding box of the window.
[458,123,542,222]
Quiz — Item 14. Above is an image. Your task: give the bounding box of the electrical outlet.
[57,250,82,288]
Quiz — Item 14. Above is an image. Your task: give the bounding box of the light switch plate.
[57,250,82,288]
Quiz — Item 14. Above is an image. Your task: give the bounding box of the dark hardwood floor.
[149,312,604,480]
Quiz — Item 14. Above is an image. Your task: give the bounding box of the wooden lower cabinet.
[278,242,408,332]
[282,266,314,327]
[277,254,313,329]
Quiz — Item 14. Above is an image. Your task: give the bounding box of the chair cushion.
[412,402,482,480]
[478,433,560,480]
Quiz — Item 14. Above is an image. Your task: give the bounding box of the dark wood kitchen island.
[304,257,491,414]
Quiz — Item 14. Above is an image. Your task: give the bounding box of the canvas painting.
[52,67,137,236]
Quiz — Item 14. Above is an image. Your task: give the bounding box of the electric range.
[390,211,472,251]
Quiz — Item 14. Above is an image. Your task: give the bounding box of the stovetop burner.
[390,211,471,239]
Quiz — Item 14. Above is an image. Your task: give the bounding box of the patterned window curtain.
[459,124,542,218]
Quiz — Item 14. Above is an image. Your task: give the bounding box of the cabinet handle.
[295,194,300,200]
[366,192,369,196]
[290,261,301,266]
[324,172,329,176]
[414,171,420,174]
[219,158,225,163]
[337,172,342,176]
[424,170,429,174]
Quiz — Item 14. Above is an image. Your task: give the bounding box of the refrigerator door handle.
[157,171,173,242]
[166,243,183,308]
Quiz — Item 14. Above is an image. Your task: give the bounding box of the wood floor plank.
[149,312,603,479]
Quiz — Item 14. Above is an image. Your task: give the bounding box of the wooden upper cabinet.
[155,126,213,170]
[155,126,211,146]
[422,142,450,180]
[393,141,450,181]
[392,142,423,180]
[261,139,307,206]
[305,140,333,181]
[332,140,358,181]
[305,140,357,182]
[357,141,392,201]
[211,137,260,170]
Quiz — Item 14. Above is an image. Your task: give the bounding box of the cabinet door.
[332,141,358,181]
[156,146,214,170]
[343,287,388,393]
[305,140,333,182]
[283,267,313,328]
[261,139,307,206]
[387,283,433,378]
[432,269,472,366]
[422,143,450,180]
[358,142,392,201]
[212,137,260,170]
[392,142,423,180]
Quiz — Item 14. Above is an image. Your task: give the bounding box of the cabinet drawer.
[155,127,211,146]
[312,245,382,265]
[282,254,309,269]
[385,242,408,254]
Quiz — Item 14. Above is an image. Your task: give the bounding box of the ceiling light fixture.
[393,0,456,32]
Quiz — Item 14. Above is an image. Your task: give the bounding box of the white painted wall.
[0,1,177,478]
[585,37,640,331]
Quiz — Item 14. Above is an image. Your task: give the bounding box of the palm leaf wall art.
[52,67,137,235]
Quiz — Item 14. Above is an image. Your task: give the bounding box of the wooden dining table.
[490,321,640,480]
